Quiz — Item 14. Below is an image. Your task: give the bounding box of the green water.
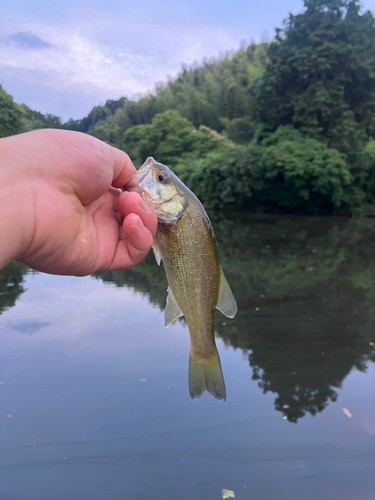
[1,214,375,499]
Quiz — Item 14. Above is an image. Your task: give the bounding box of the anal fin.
[216,269,237,318]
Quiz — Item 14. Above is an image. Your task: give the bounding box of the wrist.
[0,135,35,269]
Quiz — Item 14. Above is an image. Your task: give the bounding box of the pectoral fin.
[152,241,162,266]
[216,269,237,318]
[164,290,183,327]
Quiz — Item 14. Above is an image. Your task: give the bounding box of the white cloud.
[1,29,148,95]
[0,12,238,119]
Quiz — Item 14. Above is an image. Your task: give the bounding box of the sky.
[1,0,375,122]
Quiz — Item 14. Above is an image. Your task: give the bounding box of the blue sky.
[1,0,374,121]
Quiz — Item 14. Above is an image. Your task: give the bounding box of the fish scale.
[158,204,220,358]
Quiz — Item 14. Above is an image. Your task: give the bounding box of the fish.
[130,157,237,401]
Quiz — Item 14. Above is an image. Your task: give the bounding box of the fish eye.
[156,170,170,184]
[158,173,170,183]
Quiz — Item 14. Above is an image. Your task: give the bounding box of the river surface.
[1,213,375,500]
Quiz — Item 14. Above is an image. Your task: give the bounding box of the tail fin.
[188,350,226,401]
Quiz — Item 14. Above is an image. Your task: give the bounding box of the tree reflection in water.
[0,262,29,315]
[2,215,375,422]
[95,214,375,422]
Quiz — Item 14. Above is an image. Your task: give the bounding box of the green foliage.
[153,43,268,132]
[220,116,256,143]
[122,110,193,165]
[82,105,111,130]
[170,124,352,213]
[20,104,62,132]
[174,142,263,209]
[365,140,375,155]
[122,110,227,167]
[347,146,375,213]
[63,97,132,135]
[258,126,351,210]
[257,0,375,156]
[0,262,29,314]
[0,85,23,138]
[88,105,134,145]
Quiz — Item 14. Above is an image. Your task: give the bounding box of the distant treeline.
[1,0,375,214]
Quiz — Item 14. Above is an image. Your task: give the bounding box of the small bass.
[132,157,237,401]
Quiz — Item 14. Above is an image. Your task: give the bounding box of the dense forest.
[1,0,375,214]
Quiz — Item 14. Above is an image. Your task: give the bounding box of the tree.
[104,97,128,114]
[20,104,62,131]
[257,126,351,210]
[174,142,263,209]
[0,85,23,137]
[122,110,226,167]
[257,0,375,156]
[154,43,268,134]
[0,262,28,314]
[61,42,268,145]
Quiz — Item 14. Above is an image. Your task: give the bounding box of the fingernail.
[131,215,144,231]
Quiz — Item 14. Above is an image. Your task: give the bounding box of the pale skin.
[0,129,157,275]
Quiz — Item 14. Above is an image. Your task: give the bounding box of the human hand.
[0,129,157,275]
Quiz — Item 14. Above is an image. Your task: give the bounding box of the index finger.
[35,130,137,206]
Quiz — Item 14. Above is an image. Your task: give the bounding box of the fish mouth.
[133,165,151,185]
[123,164,152,197]
[133,160,156,194]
